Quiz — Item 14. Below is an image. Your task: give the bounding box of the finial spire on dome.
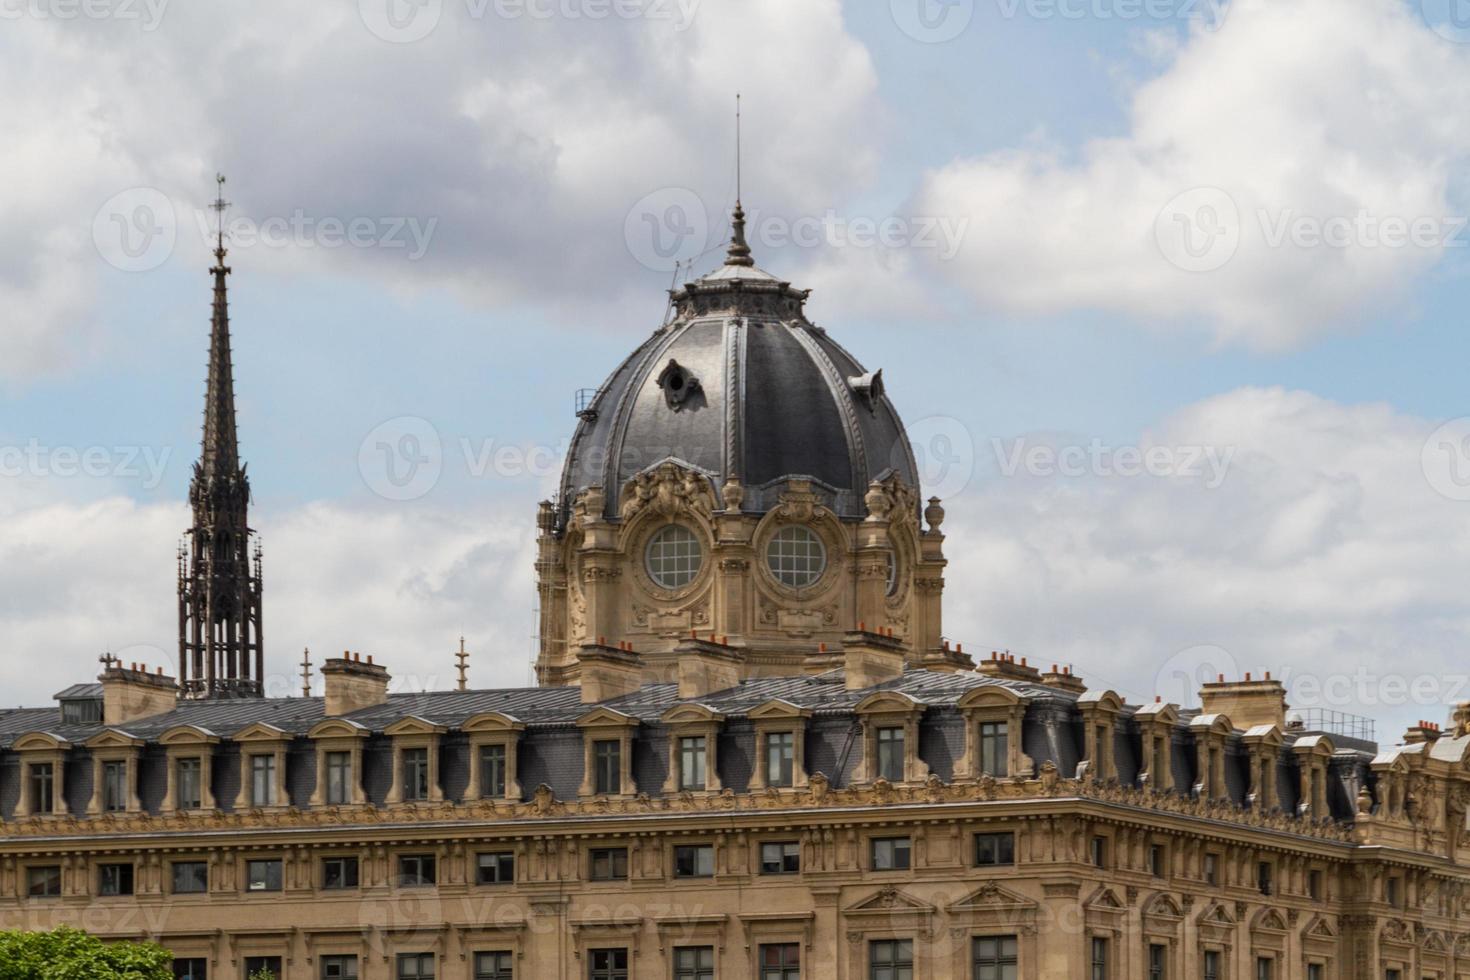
[724,94,755,267]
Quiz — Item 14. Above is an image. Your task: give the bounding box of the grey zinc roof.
[0,668,1064,746]
[53,683,103,700]
[556,298,921,524]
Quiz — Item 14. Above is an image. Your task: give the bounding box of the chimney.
[321,655,391,716]
[976,651,1042,684]
[1040,663,1087,695]
[100,664,178,725]
[843,628,906,691]
[674,637,743,700]
[1404,720,1442,745]
[1198,673,1288,729]
[576,642,643,704]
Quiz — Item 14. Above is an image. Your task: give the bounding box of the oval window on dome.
[645,525,702,590]
[766,526,827,589]
[885,549,898,596]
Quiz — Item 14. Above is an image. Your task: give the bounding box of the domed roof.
[557,206,919,527]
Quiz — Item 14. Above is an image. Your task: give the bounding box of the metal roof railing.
[1292,707,1375,742]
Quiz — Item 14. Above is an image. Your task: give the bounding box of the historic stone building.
[0,201,1466,980]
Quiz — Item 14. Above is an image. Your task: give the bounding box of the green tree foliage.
[0,928,172,980]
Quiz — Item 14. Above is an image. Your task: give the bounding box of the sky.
[2,0,1469,749]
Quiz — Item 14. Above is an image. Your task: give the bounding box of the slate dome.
[556,205,919,528]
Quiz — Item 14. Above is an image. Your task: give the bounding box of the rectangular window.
[588,949,628,980]
[1383,971,1400,980]
[26,866,61,898]
[98,863,134,897]
[767,731,795,787]
[1307,869,1323,901]
[759,943,800,980]
[679,736,708,791]
[30,763,54,814]
[403,748,430,801]
[1148,944,1166,980]
[761,841,801,875]
[1306,966,1323,980]
[1385,876,1400,907]
[398,854,437,887]
[1203,853,1219,886]
[1149,844,1166,878]
[871,837,912,871]
[1203,950,1221,980]
[326,751,353,805]
[477,852,515,885]
[172,861,208,895]
[323,856,360,890]
[322,955,359,979]
[172,959,207,980]
[1090,937,1108,980]
[979,721,1008,777]
[1257,861,1273,896]
[250,754,276,807]
[475,952,513,980]
[674,946,715,980]
[177,758,202,810]
[244,958,282,980]
[972,936,1018,980]
[589,847,628,881]
[397,953,435,980]
[974,832,1015,867]
[869,939,913,980]
[102,760,127,812]
[674,844,715,878]
[876,727,905,782]
[246,859,283,892]
[1090,836,1108,869]
[481,744,507,798]
[593,739,621,795]
[1255,958,1272,980]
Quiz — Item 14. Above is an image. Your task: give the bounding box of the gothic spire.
[201,174,239,482]
[179,173,264,699]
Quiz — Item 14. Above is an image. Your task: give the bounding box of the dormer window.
[979,722,1008,777]
[766,732,795,788]
[326,752,353,805]
[101,761,127,812]
[595,740,622,795]
[250,754,277,807]
[176,758,202,810]
[854,692,927,786]
[403,748,430,801]
[480,744,507,798]
[660,704,724,795]
[877,727,905,782]
[30,764,54,814]
[679,736,708,791]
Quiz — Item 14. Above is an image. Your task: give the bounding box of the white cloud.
[914,0,1470,350]
[944,386,1470,741]
[0,491,536,707]
[0,0,880,378]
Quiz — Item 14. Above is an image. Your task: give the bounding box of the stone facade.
[0,655,1468,979]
